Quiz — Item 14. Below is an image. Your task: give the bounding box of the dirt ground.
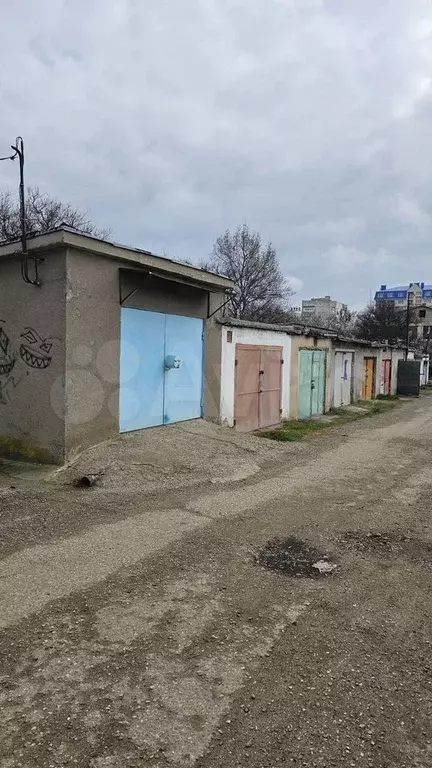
[1,397,432,767]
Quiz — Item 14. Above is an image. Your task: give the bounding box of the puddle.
[256,537,337,578]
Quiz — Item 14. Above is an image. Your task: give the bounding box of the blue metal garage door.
[119,308,204,432]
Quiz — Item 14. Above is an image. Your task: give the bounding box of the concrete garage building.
[0,228,232,463]
[217,319,292,430]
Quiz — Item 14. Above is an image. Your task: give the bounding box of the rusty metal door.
[234,345,282,431]
[362,357,375,400]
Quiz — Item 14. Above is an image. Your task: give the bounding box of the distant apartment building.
[374,282,432,308]
[301,295,347,322]
[375,282,432,346]
[412,306,432,342]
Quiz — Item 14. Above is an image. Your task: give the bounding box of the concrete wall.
[0,251,66,462]
[204,319,223,423]
[289,336,333,419]
[64,248,120,458]
[219,325,292,426]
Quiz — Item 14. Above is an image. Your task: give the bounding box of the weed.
[259,397,400,442]
[259,419,331,442]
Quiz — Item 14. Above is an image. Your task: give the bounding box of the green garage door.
[298,350,326,419]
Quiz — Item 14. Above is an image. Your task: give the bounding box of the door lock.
[165,354,181,370]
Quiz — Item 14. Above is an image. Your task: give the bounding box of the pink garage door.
[382,359,392,395]
[234,345,283,432]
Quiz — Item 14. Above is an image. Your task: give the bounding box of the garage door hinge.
[281,359,284,364]
[233,418,236,426]
[235,359,238,366]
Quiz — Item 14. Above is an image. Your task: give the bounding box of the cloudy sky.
[0,0,431,307]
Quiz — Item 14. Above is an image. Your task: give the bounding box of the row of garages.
[212,319,406,432]
[0,229,415,462]
[119,313,405,436]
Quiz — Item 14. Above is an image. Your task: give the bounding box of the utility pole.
[0,136,40,285]
[406,290,413,360]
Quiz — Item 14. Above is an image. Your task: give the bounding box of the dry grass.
[259,398,400,442]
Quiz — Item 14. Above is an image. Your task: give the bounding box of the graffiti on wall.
[0,322,54,404]
[0,325,16,376]
[20,328,53,369]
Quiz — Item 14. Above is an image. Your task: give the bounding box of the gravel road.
[1,397,431,767]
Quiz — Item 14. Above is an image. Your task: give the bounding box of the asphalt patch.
[256,536,336,578]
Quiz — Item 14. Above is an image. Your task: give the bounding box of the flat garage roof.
[0,226,234,294]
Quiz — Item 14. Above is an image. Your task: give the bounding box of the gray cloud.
[0,0,431,306]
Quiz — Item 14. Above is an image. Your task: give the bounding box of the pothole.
[256,537,337,578]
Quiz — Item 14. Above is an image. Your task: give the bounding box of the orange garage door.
[362,357,376,400]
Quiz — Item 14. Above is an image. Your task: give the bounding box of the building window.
[423,326,430,338]
[419,309,426,318]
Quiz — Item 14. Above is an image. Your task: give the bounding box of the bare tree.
[252,304,300,325]
[306,306,356,335]
[354,301,413,344]
[205,224,293,321]
[0,186,109,243]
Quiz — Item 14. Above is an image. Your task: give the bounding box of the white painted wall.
[220,326,292,426]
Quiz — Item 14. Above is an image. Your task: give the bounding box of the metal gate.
[234,345,282,431]
[397,360,420,396]
[333,351,353,407]
[362,357,376,400]
[119,308,204,432]
[382,359,392,396]
[298,350,326,419]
